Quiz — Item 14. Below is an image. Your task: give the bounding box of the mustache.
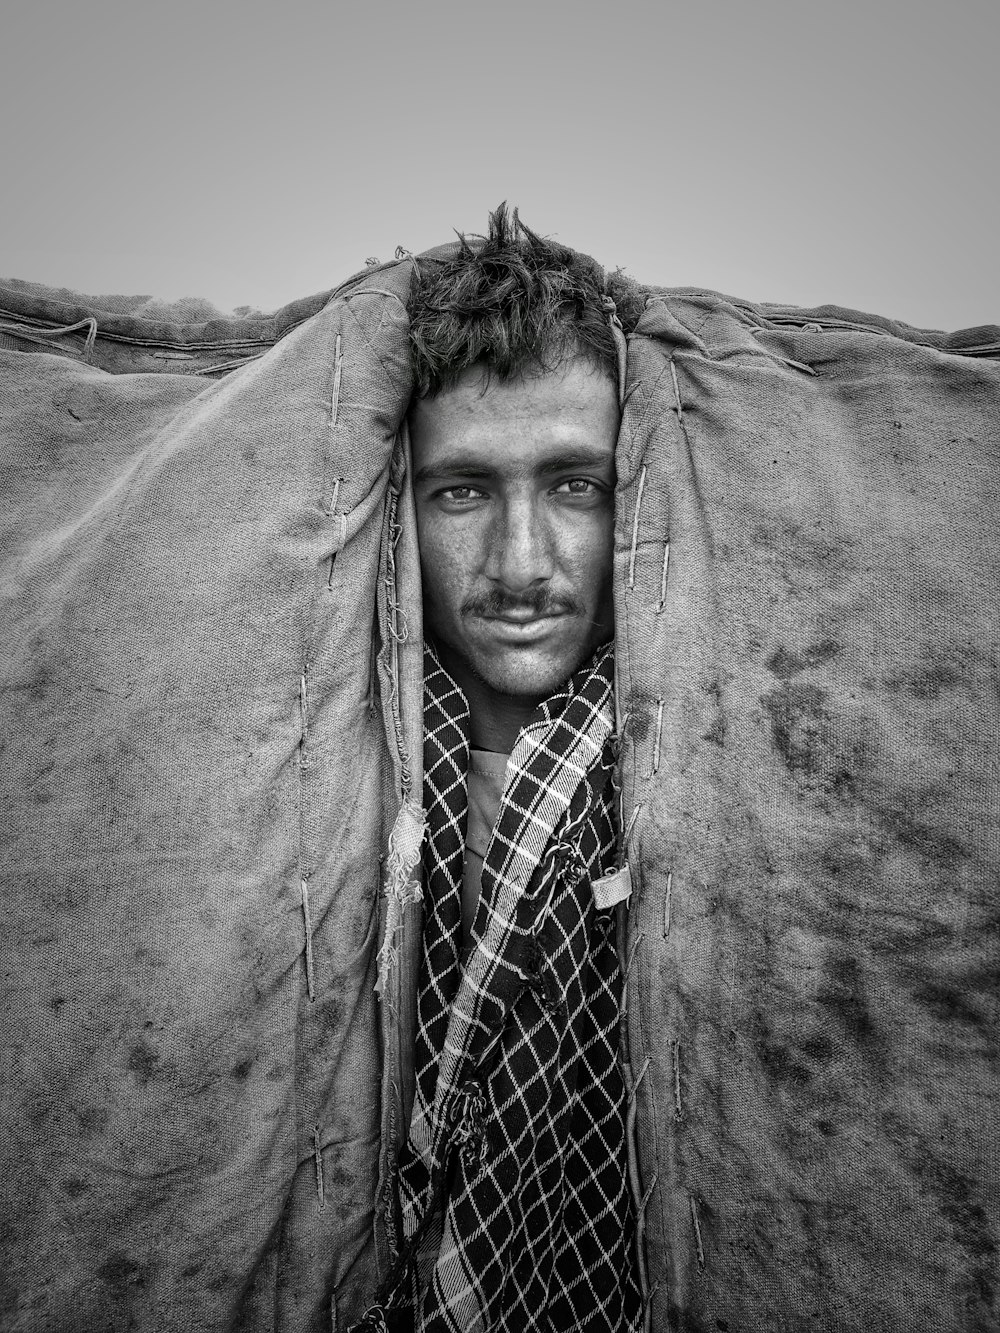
[462,587,581,619]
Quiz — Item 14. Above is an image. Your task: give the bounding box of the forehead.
[409,360,620,471]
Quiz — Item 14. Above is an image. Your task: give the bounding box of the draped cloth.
[395,641,642,1333]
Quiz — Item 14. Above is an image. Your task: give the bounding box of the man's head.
[408,206,641,735]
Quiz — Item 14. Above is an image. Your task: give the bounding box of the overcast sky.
[2,0,997,331]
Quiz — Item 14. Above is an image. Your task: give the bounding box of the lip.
[474,612,567,643]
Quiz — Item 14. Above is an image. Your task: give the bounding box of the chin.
[474,644,590,701]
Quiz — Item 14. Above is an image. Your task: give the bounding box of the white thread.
[670,358,683,419]
[330,334,343,428]
[642,1281,661,1333]
[639,1172,659,1217]
[651,699,665,776]
[623,1051,652,1312]
[313,1124,326,1208]
[326,477,346,588]
[636,1180,659,1333]
[626,466,648,591]
[301,877,316,1001]
[0,316,97,360]
[623,802,642,851]
[625,930,644,983]
[655,543,670,614]
[780,355,817,376]
[689,1194,706,1269]
[630,1055,652,1105]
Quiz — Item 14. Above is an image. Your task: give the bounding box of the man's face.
[410,358,619,709]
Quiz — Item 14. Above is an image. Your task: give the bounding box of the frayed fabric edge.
[376,797,426,999]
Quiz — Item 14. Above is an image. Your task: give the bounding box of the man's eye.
[555,478,599,495]
[439,486,483,502]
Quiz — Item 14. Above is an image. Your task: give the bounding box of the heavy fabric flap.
[0,268,414,1331]
[617,293,1000,1332]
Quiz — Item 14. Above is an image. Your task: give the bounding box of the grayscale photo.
[1,2,997,1331]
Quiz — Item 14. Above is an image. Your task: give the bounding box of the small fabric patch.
[592,863,632,911]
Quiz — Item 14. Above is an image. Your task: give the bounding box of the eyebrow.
[412,450,614,486]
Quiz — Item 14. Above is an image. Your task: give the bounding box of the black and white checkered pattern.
[396,642,641,1333]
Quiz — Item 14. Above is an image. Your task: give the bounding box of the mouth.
[473,612,569,643]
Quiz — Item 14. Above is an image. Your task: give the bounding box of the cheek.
[563,510,615,590]
[417,516,475,615]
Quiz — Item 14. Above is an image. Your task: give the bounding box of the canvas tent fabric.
[616,296,1000,1332]
[0,262,422,1332]
[1,259,998,1333]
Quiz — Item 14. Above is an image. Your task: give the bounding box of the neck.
[434,644,541,753]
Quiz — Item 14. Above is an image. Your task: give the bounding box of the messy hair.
[408,203,644,397]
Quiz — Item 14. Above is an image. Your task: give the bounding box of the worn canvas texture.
[1,262,999,1333]
[616,296,1000,1332]
[0,270,415,1331]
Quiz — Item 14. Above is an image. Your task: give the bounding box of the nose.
[484,495,554,593]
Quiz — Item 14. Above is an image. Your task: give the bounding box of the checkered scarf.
[391,640,641,1333]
